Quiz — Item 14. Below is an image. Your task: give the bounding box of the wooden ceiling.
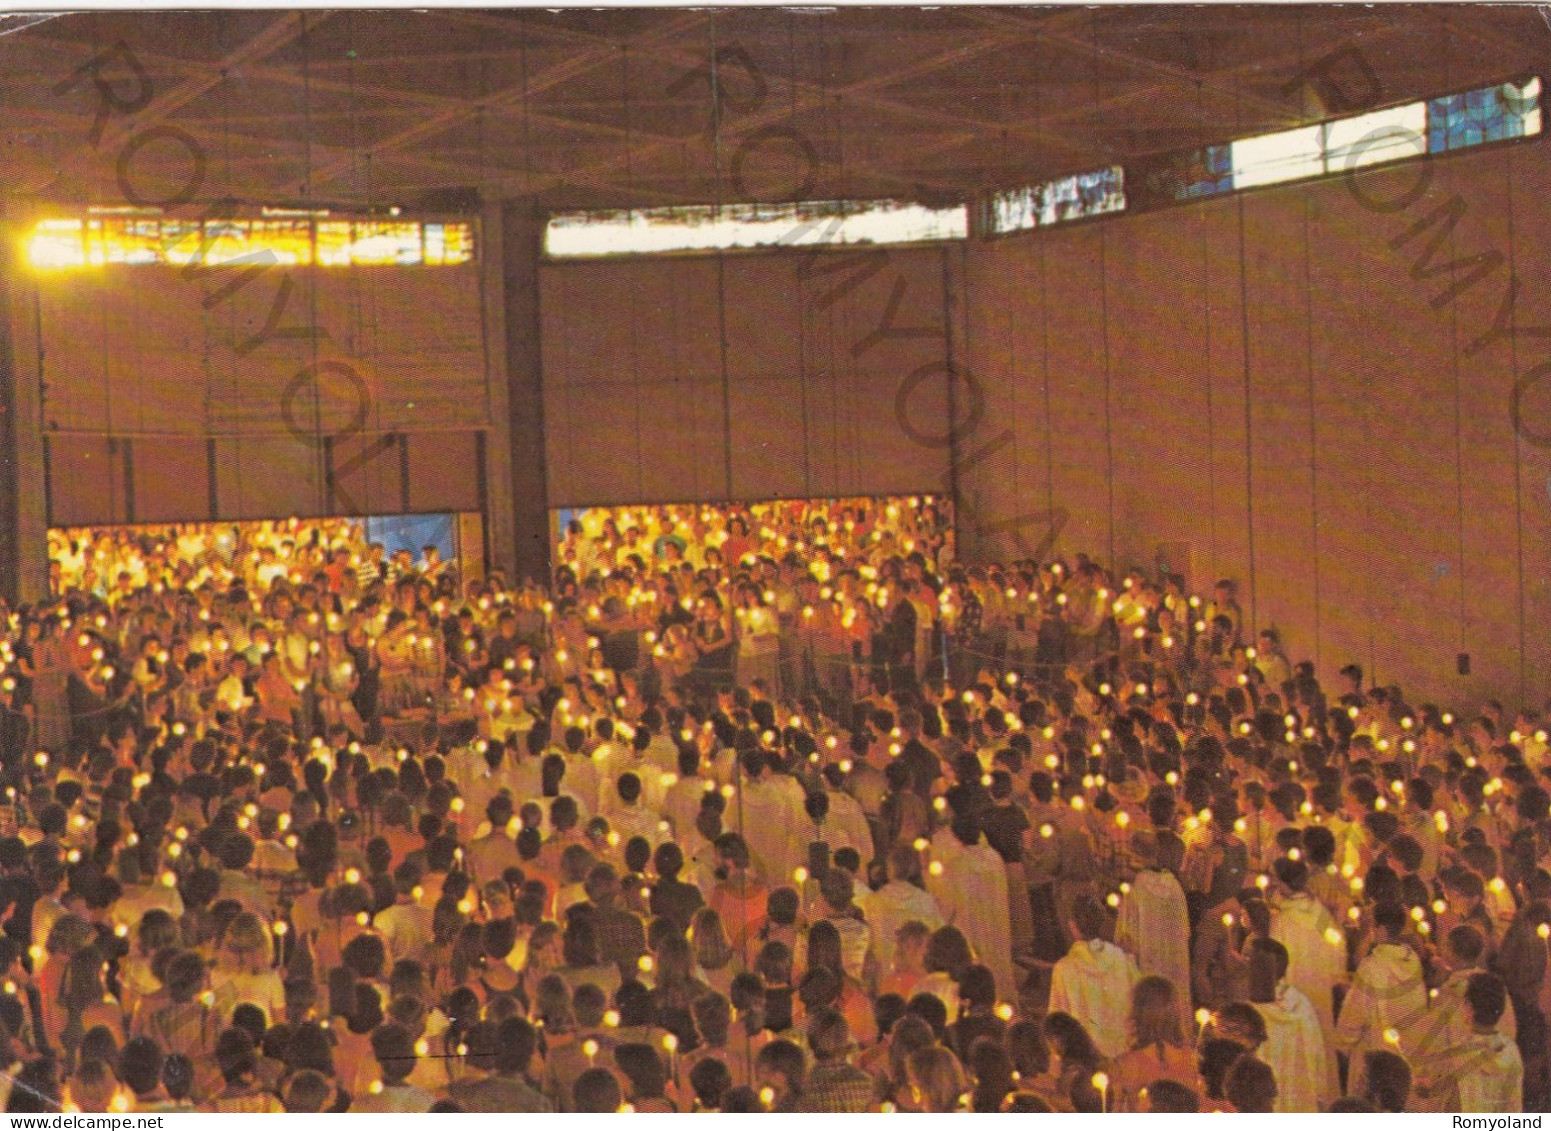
[0,6,1541,214]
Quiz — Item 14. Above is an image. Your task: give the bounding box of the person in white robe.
[925,814,1014,999]
[1418,973,1523,1113]
[662,747,718,840]
[600,772,664,846]
[588,734,634,814]
[1269,859,1347,1033]
[560,747,601,821]
[1402,923,1516,1105]
[1247,938,1331,1112]
[1048,894,1142,1059]
[731,750,807,884]
[856,843,945,974]
[1334,902,1428,1098]
[810,774,874,864]
[1115,831,1191,1031]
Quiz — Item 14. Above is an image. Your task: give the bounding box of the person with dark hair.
[613,1042,675,1112]
[1420,972,1524,1112]
[1050,894,1141,1058]
[947,963,1004,1061]
[1196,1037,1247,1109]
[1137,1077,1198,1112]
[913,925,974,1017]
[352,1022,433,1112]
[151,1054,197,1113]
[1224,1054,1277,1113]
[688,1054,733,1111]
[797,1008,876,1112]
[1041,1010,1103,1110]
[211,1027,281,1112]
[1361,1048,1412,1112]
[1334,901,1426,1098]
[557,916,622,1000]
[66,1059,117,1114]
[143,950,218,1064]
[1246,937,1330,1111]
[119,1036,166,1111]
[1270,854,1345,1042]
[572,1066,622,1113]
[580,863,647,977]
[754,1038,806,1113]
[606,773,659,847]
[5,1058,61,1114]
[649,841,704,932]
[709,832,769,957]
[1429,924,1518,1053]
[283,1069,333,1114]
[924,811,1015,996]
[465,794,521,885]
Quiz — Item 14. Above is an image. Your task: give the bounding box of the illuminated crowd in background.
[0,498,1536,1112]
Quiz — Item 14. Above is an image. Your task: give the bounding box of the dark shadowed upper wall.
[540,245,955,508]
[20,262,489,525]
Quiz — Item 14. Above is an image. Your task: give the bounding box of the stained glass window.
[348,221,424,266]
[27,219,85,267]
[1429,77,1542,154]
[988,166,1125,235]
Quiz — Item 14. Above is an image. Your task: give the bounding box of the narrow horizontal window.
[1429,76,1542,154]
[24,215,474,269]
[544,199,967,258]
[988,166,1125,235]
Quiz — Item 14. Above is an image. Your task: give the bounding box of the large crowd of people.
[0,498,1541,1113]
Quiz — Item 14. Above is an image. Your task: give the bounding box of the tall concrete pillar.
[499,200,550,585]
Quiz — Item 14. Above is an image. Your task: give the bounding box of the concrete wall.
[957,141,1551,707]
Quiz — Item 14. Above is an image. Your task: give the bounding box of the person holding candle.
[1247,938,1330,1112]
[1116,831,1191,1030]
[1049,895,1141,1060]
[1334,900,1427,1097]
[1270,856,1347,1042]
[1419,973,1524,1112]
[1109,976,1198,1111]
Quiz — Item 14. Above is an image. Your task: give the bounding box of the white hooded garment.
[1271,892,1346,1031]
[1049,938,1142,1060]
[926,834,1015,999]
[1254,982,1331,1113]
[1115,868,1192,1015]
[1335,941,1428,1096]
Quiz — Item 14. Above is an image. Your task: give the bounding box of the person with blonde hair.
[54,947,125,1067]
[689,907,740,996]
[214,911,285,1026]
[1109,976,1198,1110]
